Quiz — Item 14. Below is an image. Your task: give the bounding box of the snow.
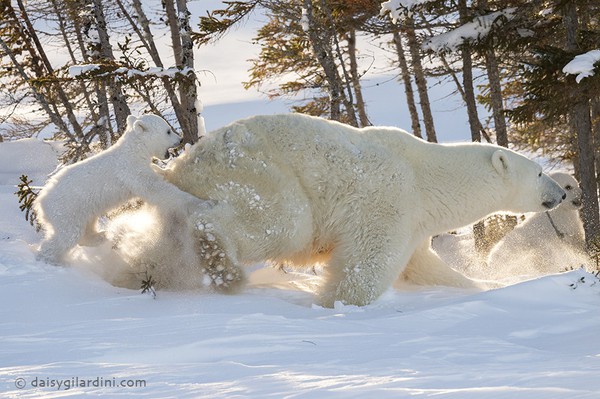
[68,64,101,77]
[300,8,309,32]
[68,64,195,79]
[563,49,600,83]
[423,9,516,53]
[380,0,435,23]
[2,139,600,398]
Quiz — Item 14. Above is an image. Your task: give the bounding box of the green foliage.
[15,174,40,231]
[195,1,260,45]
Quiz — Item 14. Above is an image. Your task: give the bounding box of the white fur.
[487,172,587,280]
[35,114,200,264]
[126,114,565,306]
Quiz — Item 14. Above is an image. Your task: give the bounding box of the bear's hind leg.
[79,219,106,246]
[36,213,89,265]
[193,221,246,294]
[37,230,81,265]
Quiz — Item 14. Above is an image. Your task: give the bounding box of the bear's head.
[549,172,582,211]
[491,149,566,213]
[125,114,182,159]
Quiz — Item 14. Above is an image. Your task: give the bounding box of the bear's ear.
[126,115,137,130]
[133,119,147,132]
[492,149,509,175]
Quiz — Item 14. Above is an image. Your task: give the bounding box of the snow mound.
[0,138,61,185]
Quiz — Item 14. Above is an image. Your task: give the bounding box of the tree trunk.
[127,0,194,139]
[91,0,131,137]
[320,0,358,127]
[404,14,436,142]
[457,0,486,252]
[485,49,508,147]
[164,0,200,143]
[479,0,507,146]
[392,29,422,139]
[0,36,74,141]
[303,0,342,121]
[563,1,600,252]
[13,0,84,139]
[458,0,482,144]
[176,0,200,142]
[67,0,113,147]
[347,29,369,127]
[592,99,600,189]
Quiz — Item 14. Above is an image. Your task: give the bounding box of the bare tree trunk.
[126,0,193,140]
[592,99,600,188]
[564,1,600,252]
[392,29,422,138]
[91,0,131,136]
[50,0,109,146]
[457,0,486,252]
[485,49,508,147]
[0,37,75,141]
[164,0,200,143]
[479,0,507,147]
[14,0,84,139]
[320,0,358,127]
[175,0,200,142]
[69,1,113,147]
[404,14,436,142]
[347,29,369,127]
[303,0,342,121]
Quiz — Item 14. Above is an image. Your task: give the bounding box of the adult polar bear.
[152,113,565,307]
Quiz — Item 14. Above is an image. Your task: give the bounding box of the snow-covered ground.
[2,131,600,399]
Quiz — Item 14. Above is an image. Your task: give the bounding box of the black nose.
[562,193,566,200]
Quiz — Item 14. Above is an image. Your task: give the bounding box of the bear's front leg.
[401,239,482,289]
[317,233,414,307]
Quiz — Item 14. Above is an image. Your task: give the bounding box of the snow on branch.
[562,50,600,83]
[68,64,195,79]
[379,0,435,23]
[422,9,516,53]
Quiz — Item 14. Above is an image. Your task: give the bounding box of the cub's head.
[549,172,582,211]
[126,114,181,158]
[491,149,566,213]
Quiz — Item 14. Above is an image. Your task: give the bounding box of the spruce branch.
[15,174,41,231]
[141,272,157,299]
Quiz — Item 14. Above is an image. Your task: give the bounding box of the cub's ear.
[492,149,509,175]
[133,119,147,132]
[126,115,137,130]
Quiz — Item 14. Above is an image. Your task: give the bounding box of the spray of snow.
[563,49,600,83]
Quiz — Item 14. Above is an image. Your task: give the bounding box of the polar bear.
[35,114,202,265]
[127,114,565,306]
[486,172,587,280]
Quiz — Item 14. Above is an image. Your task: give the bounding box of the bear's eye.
[167,130,171,135]
[538,172,542,177]
[565,185,572,190]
